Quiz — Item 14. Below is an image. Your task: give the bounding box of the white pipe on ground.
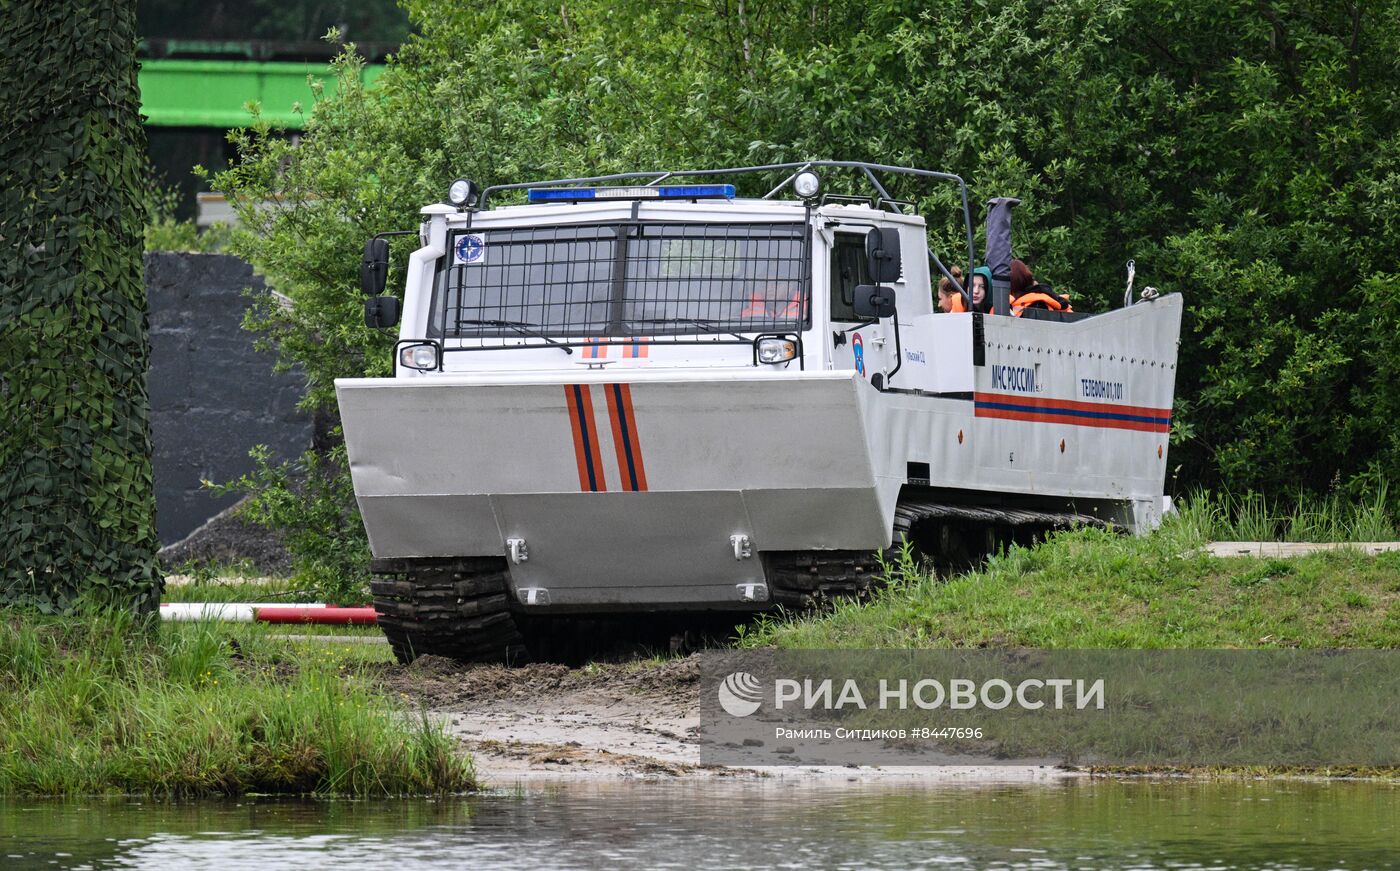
[159,602,329,622]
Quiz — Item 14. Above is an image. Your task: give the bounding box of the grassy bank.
[1185,486,1397,542]
[747,513,1400,650]
[741,507,1399,776]
[0,611,470,797]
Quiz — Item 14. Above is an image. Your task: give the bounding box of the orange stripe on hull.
[564,385,607,491]
[604,383,648,491]
[578,384,607,491]
[564,386,592,490]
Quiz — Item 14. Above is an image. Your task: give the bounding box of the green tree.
[0,0,162,611]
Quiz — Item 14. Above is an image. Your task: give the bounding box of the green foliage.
[0,610,470,796]
[144,217,231,253]
[212,1,1400,560]
[211,444,371,604]
[143,181,231,252]
[0,0,162,611]
[736,0,1400,498]
[207,44,414,413]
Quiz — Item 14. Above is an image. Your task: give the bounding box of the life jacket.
[1010,284,1071,316]
[741,290,802,319]
[739,292,766,319]
[945,293,967,313]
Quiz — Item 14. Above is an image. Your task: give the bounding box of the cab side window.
[829,233,873,322]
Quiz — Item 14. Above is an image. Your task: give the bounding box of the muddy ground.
[369,655,1076,786]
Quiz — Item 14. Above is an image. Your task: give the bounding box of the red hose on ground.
[255,606,379,625]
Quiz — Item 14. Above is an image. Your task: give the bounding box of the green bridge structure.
[138,41,388,128]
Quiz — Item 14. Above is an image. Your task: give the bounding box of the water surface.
[2,779,1394,870]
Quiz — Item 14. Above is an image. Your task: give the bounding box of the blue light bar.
[526,183,736,203]
[653,184,737,199]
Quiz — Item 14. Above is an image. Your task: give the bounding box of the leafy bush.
[144,217,231,253]
[212,444,370,604]
[143,180,231,253]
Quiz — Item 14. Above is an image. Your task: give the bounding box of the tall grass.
[0,610,471,797]
[1175,484,1397,542]
[746,512,1400,650]
[161,574,315,603]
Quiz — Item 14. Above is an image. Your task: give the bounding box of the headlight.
[398,344,439,371]
[447,178,478,207]
[757,337,797,364]
[792,170,821,199]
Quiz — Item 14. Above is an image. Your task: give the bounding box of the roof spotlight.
[447,178,479,208]
[792,170,821,199]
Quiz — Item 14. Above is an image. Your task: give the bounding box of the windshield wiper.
[631,317,749,340]
[456,320,573,354]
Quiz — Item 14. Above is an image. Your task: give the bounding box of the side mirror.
[361,238,390,295]
[364,296,400,329]
[865,227,902,283]
[853,284,897,319]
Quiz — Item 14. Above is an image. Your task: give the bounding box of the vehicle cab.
[368,172,960,392]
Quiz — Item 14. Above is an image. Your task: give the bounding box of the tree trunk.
[0,0,163,612]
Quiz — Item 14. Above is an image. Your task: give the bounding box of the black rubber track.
[370,557,527,664]
[762,549,887,609]
[369,502,1101,662]
[762,508,913,609]
[762,500,1102,609]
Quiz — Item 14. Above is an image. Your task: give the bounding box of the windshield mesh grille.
[438,222,808,339]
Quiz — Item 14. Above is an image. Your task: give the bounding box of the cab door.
[826,231,890,381]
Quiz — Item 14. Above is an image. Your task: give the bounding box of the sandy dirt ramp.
[372,655,1077,784]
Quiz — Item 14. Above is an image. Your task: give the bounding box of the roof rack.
[477,160,977,297]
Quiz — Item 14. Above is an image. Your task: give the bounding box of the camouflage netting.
[0,0,162,611]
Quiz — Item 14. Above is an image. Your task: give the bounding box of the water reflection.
[2,779,1395,870]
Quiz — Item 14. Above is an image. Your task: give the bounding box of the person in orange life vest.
[1007,259,1071,315]
[740,280,803,320]
[936,266,967,313]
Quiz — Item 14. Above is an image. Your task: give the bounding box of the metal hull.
[338,370,884,608]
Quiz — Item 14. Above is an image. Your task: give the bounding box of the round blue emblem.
[455,234,484,264]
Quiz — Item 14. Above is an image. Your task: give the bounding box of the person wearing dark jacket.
[1007,259,1071,315]
[969,266,994,314]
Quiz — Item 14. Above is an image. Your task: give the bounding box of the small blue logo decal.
[852,332,866,377]
[454,233,485,265]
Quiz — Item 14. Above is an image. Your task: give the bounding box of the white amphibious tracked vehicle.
[337,162,1182,663]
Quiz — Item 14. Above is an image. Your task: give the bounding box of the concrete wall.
[146,252,310,545]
